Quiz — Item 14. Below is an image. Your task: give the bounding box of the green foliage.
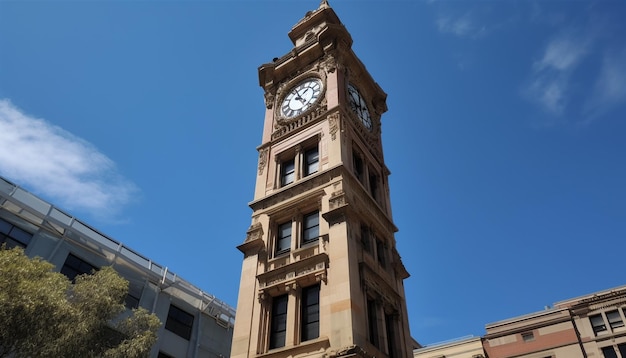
[0,246,161,358]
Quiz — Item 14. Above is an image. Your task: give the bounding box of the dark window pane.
[385,314,398,358]
[302,211,319,244]
[301,285,320,341]
[270,295,288,349]
[590,314,607,335]
[602,346,617,358]
[376,239,386,268]
[0,218,33,249]
[361,225,371,254]
[281,159,295,186]
[165,305,194,340]
[617,343,626,356]
[60,254,97,282]
[353,153,363,182]
[276,222,292,255]
[607,310,624,329]
[0,219,12,234]
[367,299,379,348]
[369,172,378,200]
[304,147,319,176]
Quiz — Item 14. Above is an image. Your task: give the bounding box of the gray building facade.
[0,176,235,358]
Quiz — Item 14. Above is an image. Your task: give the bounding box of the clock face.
[347,84,372,130]
[280,78,323,118]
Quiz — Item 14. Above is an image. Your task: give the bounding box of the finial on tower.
[319,0,330,9]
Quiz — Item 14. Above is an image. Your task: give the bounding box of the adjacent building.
[413,336,485,358]
[231,1,415,357]
[0,176,235,358]
[415,284,626,358]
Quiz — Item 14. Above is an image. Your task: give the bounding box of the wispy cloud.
[535,35,589,71]
[436,12,486,39]
[524,31,591,119]
[0,99,137,219]
[583,48,626,122]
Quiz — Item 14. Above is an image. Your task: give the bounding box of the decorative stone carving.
[263,90,275,109]
[328,112,340,140]
[258,147,269,176]
[245,222,264,243]
[319,53,338,74]
[326,345,372,358]
[272,102,328,141]
[328,190,346,210]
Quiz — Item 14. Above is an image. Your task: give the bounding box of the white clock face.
[281,78,323,118]
[347,83,372,130]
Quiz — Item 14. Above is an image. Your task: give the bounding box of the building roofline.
[0,176,236,325]
[413,335,481,353]
[485,306,569,329]
[554,284,626,308]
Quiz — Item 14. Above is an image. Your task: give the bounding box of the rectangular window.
[353,152,364,183]
[590,314,607,335]
[385,314,397,358]
[0,218,33,249]
[60,254,97,282]
[522,332,535,342]
[302,211,319,244]
[276,221,292,255]
[301,284,320,342]
[618,343,626,356]
[369,172,379,200]
[601,346,617,358]
[376,239,386,268]
[125,284,143,309]
[361,225,371,254]
[270,295,288,349]
[367,299,379,348]
[606,310,624,330]
[165,304,194,340]
[304,147,319,176]
[281,158,295,186]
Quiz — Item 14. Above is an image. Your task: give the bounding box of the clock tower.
[232,2,414,357]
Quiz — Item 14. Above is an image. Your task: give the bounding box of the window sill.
[257,336,330,358]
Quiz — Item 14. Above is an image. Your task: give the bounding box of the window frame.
[304,146,319,177]
[521,331,535,342]
[275,221,292,256]
[590,314,608,335]
[165,304,194,340]
[606,310,624,330]
[376,238,386,268]
[269,294,288,349]
[60,253,97,282]
[280,158,295,187]
[361,224,372,254]
[367,298,380,348]
[385,313,398,358]
[353,150,364,183]
[301,211,320,245]
[300,284,320,342]
[601,346,618,358]
[0,218,33,249]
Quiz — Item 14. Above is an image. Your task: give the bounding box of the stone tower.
[231,2,414,357]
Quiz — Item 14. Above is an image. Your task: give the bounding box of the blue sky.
[1,0,625,346]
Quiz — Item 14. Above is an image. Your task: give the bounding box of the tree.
[0,246,161,358]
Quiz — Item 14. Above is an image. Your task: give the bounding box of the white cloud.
[437,12,486,39]
[584,49,626,120]
[535,34,589,71]
[524,31,590,119]
[526,74,568,116]
[0,99,137,219]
